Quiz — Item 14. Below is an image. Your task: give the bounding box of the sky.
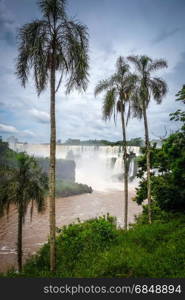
[0,0,185,143]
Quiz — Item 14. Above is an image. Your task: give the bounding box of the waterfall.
[9,143,140,191]
[128,158,135,179]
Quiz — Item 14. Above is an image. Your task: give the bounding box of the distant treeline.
[61,137,143,146]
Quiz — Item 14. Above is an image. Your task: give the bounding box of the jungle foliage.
[135,86,185,212]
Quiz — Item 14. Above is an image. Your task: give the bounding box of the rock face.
[37,157,75,182]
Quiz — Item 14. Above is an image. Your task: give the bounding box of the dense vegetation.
[135,88,185,212]
[2,210,185,278]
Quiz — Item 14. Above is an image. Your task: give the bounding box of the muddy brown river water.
[0,189,142,273]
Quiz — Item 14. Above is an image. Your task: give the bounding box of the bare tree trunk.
[17,203,23,272]
[49,56,56,272]
[143,101,152,224]
[120,102,129,230]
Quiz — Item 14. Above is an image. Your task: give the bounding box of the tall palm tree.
[0,152,48,272]
[127,55,168,223]
[95,56,137,230]
[16,0,89,272]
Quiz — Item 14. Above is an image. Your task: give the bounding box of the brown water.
[0,189,142,273]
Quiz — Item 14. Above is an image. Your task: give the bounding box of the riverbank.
[0,189,141,273]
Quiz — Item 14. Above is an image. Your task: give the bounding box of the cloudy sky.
[0,0,185,143]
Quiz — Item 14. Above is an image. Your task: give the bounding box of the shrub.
[3,214,185,278]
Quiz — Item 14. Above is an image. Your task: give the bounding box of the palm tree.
[0,152,48,272]
[16,0,89,272]
[95,56,137,230]
[127,55,168,223]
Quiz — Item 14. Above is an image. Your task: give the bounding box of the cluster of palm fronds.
[95,55,168,228]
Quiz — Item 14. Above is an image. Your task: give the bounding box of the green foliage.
[3,214,185,278]
[134,203,175,225]
[18,215,118,277]
[56,180,92,197]
[135,160,185,212]
[0,148,48,217]
[134,178,147,204]
[0,140,17,170]
[135,85,185,212]
[169,87,185,130]
[136,144,164,178]
[175,84,185,104]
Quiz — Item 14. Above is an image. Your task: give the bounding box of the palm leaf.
[149,77,167,103]
[147,59,168,73]
[102,88,116,121]
[127,55,142,73]
[94,79,111,96]
[16,20,49,93]
[39,0,67,21]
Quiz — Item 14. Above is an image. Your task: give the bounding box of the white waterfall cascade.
[10,143,140,191]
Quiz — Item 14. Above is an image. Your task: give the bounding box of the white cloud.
[28,108,49,124]
[0,123,18,133]
[0,123,35,138]
[21,129,35,137]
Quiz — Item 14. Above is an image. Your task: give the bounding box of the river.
[0,187,142,273]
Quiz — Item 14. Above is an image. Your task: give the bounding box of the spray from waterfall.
[8,143,140,191]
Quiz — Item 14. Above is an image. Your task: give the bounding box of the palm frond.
[140,55,152,72]
[176,85,185,104]
[128,54,168,118]
[62,19,89,93]
[149,77,168,103]
[38,0,67,21]
[130,87,143,120]
[116,56,129,76]
[16,20,49,94]
[121,74,138,95]
[94,79,111,96]
[147,59,168,73]
[102,88,116,121]
[127,55,142,73]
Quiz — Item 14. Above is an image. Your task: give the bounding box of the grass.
[3,209,185,278]
[56,180,92,197]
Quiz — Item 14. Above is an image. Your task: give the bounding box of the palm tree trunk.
[120,102,129,230]
[17,203,23,272]
[143,101,152,224]
[49,55,56,272]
